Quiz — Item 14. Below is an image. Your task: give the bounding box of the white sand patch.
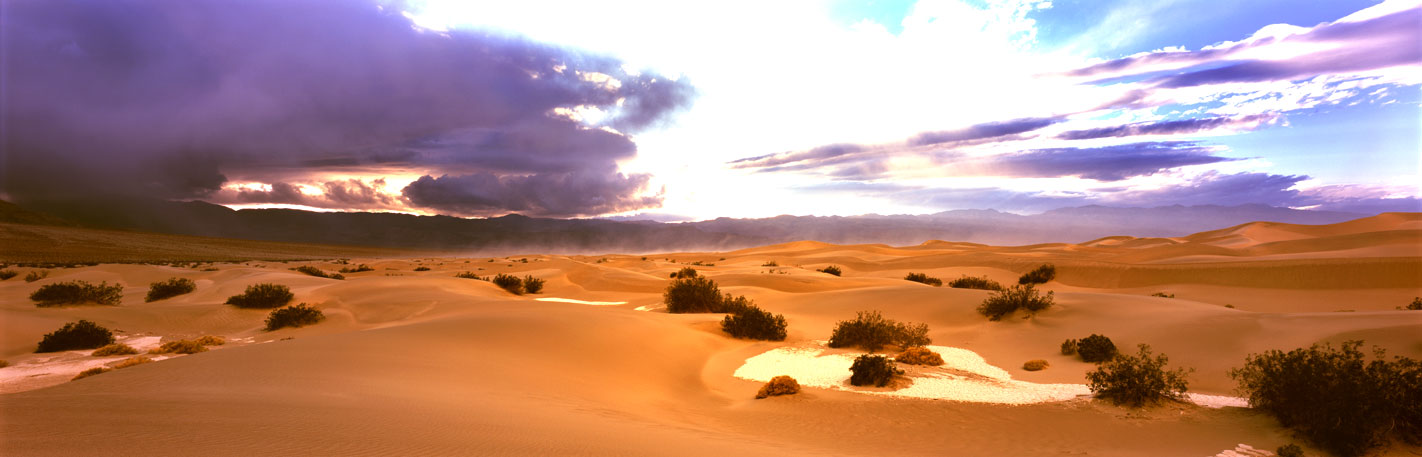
[0,334,170,394]
[1212,443,1274,456]
[534,297,627,306]
[734,344,1249,407]
[634,304,664,312]
[1187,393,1250,409]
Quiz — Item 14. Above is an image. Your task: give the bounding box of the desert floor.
[1,213,1420,456]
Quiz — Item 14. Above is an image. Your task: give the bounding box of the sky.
[1,0,1418,220]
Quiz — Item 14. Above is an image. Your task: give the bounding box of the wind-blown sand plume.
[1,213,1419,456]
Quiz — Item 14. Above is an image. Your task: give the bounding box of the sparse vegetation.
[1061,339,1079,356]
[761,261,778,267]
[145,277,197,302]
[721,304,788,341]
[36,320,115,352]
[414,266,431,271]
[1023,359,1050,371]
[1086,344,1191,407]
[150,340,208,355]
[827,311,931,352]
[91,343,138,356]
[112,356,154,369]
[1150,292,1175,298]
[455,271,484,280]
[0,360,8,368]
[72,367,110,380]
[817,265,842,276]
[0,269,16,280]
[1276,444,1304,457]
[492,273,524,294]
[30,280,124,307]
[903,272,942,286]
[1229,341,1421,457]
[338,264,374,273]
[756,375,801,399]
[1077,334,1118,363]
[671,267,698,279]
[849,354,903,387]
[948,275,1003,290]
[265,303,326,331]
[1401,297,1422,310]
[25,270,48,282]
[193,335,225,346]
[1018,264,1056,285]
[225,283,294,309]
[522,275,544,294]
[976,284,1054,320]
[291,265,344,280]
[896,346,944,366]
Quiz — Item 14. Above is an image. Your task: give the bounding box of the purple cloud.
[908,117,1061,146]
[402,171,662,218]
[985,142,1235,180]
[1057,114,1280,140]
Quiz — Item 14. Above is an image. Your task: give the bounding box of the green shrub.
[1077,334,1118,363]
[0,269,16,280]
[1018,264,1056,285]
[492,273,524,294]
[265,303,326,331]
[30,280,124,307]
[338,264,374,273]
[91,343,138,356]
[150,340,207,354]
[25,270,48,282]
[721,304,788,341]
[671,267,698,279]
[522,275,545,294]
[827,311,931,352]
[976,284,1054,320]
[1402,297,1422,310]
[849,354,902,387]
[72,367,110,380]
[904,272,942,286]
[290,265,344,280]
[1276,444,1303,457]
[1086,344,1191,407]
[948,275,1002,290]
[36,320,115,352]
[1061,339,1079,356]
[1023,359,1050,371]
[1229,341,1421,457]
[145,277,196,302]
[225,283,294,309]
[896,346,944,366]
[818,265,842,276]
[755,375,801,399]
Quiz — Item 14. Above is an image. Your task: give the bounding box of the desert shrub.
[1229,341,1421,457]
[1023,359,1050,371]
[827,311,931,352]
[721,305,788,341]
[414,266,431,271]
[492,273,524,294]
[664,276,723,313]
[30,280,124,307]
[1402,297,1422,310]
[948,275,1003,290]
[37,320,115,352]
[72,367,110,380]
[1276,444,1303,457]
[1150,292,1175,298]
[896,346,944,366]
[265,303,326,331]
[225,283,294,309]
[520,275,545,294]
[91,343,138,356]
[1061,339,1079,356]
[150,340,207,354]
[1086,344,1191,407]
[818,265,842,276]
[849,355,903,387]
[1077,334,1118,363]
[0,360,8,368]
[25,270,48,282]
[755,375,801,399]
[290,265,343,280]
[976,284,1054,321]
[145,277,196,302]
[762,260,778,267]
[0,269,16,280]
[904,272,942,286]
[454,271,484,280]
[671,267,698,279]
[1018,264,1056,285]
[112,356,153,369]
[338,264,374,273]
[193,335,225,346]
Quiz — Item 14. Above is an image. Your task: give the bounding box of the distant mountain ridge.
[6,198,1369,254]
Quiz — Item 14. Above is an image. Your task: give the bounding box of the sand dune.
[2,214,1420,456]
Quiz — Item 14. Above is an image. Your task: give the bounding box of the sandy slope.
[1,213,1420,456]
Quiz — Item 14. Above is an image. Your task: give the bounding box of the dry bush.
[1077,334,1118,363]
[904,272,942,286]
[1087,344,1191,407]
[828,311,931,352]
[721,304,788,341]
[1402,297,1422,310]
[0,269,16,280]
[761,261,778,267]
[225,283,293,309]
[290,265,344,280]
[522,275,545,294]
[30,280,124,307]
[72,367,110,380]
[1017,264,1056,285]
[849,355,903,387]
[1276,444,1304,457]
[1061,339,1079,356]
[664,276,722,313]
[896,346,945,366]
[145,277,196,302]
[948,275,1002,291]
[193,335,225,346]
[414,266,431,271]
[25,270,48,282]
[671,267,698,279]
[755,375,801,399]
[976,284,1055,321]
[150,340,208,355]
[817,265,842,276]
[1150,292,1175,298]
[454,271,484,280]
[36,320,115,353]
[1023,359,1050,371]
[265,303,326,331]
[112,356,153,369]
[91,343,138,356]
[0,360,10,368]
[337,264,373,273]
[492,273,524,294]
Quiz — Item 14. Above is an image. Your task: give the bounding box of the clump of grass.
[1077,334,1118,363]
[1023,359,1050,371]
[36,320,115,352]
[149,340,208,355]
[492,273,524,295]
[1087,344,1191,407]
[849,355,903,387]
[948,275,1003,291]
[895,346,944,366]
[265,304,326,331]
[337,264,374,273]
[755,375,801,399]
[1018,264,1056,285]
[522,275,545,294]
[225,283,294,309]
[25,270,49,282]
[670,267,698,279]
[827,311,931,352]
[193,335,225,346]
[290,265,344,280]
[976,284,1054,321]
[92,343,139,356]
[817,265,842,276]
[0,269,16,280]
[111,356,153,369]
[721,304,788,341]
[30,280,124,307]
[145,277,196,302]
[72,367,111,380]
[904,272,942,286]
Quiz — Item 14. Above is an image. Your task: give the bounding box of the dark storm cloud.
[1057,114,1279,140]
[0,0,691,216]
[986,142,1234,180]
[402,171,662,218]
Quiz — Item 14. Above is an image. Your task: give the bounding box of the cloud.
[1057,114,1280,140]
[402,171,662,217]
[982,142,1235,180]
[0,0,690,217]
[907,117,1062,146]
[216,179,406,211]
